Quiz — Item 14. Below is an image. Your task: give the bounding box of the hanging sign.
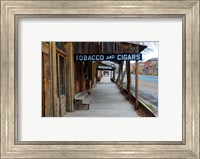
[97,66,114,70]
[74,53,142,61]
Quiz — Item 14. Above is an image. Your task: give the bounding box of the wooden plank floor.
[63,76,139,117]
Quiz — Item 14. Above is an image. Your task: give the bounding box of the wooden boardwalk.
[64,76,139,117]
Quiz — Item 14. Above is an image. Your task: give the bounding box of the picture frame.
[0,0,199,158]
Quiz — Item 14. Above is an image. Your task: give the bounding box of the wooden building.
[42,42,147,117]
[42,42,74,117]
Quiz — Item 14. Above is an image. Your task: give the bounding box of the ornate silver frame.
[1,0,199,158]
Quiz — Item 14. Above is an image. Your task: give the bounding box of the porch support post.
[113,69,115,82]
[117,62,122,84]
[120,61,124,86]
[65,42,75,112]
[135,60,139,109]
[51,42,59,116]
[126,61,131,100]
[116,64,120,83]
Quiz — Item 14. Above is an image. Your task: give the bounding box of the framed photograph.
[1,0,199,158]
[41,41,158,118]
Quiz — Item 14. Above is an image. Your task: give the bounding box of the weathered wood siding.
[42,43,53,117]
[42,42,70,116]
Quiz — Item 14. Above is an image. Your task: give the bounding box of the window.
[56,42,65,52]
[59,56,65,95]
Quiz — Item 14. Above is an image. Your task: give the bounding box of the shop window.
[59,56,65,95]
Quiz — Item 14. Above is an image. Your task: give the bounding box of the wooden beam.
[135,61,139,109]
[126,61,131,100]
[56,47,66,56]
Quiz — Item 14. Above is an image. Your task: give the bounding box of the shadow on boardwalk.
[64,76,139,117]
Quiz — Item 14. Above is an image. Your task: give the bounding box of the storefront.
[42,42,147,117]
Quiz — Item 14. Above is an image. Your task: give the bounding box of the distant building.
[131,62,145,75]
[132,58,158,76]
[144,58,158,76]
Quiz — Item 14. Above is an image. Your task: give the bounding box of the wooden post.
[118,63,122,84]
[127,61,131,100]
[116,64,120,83]
[51,42,59,116]
[113,69,115,82]
[120,61,124,86]
[65,42,75,112]
[96,67,98,81]
[135,61,139,109]
[57,54,61,117]
[69,43,75,111]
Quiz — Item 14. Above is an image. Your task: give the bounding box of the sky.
[142,50,158,62]
[141,42,159,62]
[131,42,159,63]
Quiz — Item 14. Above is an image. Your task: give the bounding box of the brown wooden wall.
[42,43,53,117]
[42,42,75,117]
[74,42,93,95]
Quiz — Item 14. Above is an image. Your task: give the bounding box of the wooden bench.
[82,94,92,110]
[74,91,92,110]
